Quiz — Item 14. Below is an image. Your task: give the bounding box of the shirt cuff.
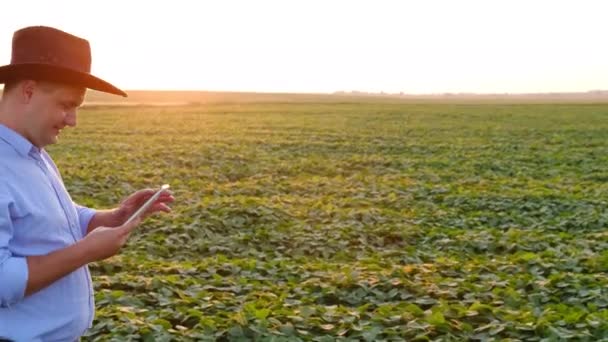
[75,204,96,236]
[0,255,28,307]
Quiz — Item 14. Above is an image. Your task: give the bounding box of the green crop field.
[51,97,608,341]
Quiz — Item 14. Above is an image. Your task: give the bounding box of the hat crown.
[0,25,126,96]
[11,26,91,73]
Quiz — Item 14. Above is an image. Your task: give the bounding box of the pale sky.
[1,0,607,94]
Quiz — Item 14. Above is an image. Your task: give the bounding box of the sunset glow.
[1,0,607,94]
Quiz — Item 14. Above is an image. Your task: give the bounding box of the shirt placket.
[31,152,81,242]
[31,151,95,328]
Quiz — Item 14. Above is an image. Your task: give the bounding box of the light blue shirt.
[0,124,97,341]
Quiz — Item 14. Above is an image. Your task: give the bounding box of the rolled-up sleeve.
[0,194,28,307]
[74,203,96,237]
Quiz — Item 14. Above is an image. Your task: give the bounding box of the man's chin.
[43,136,58,147]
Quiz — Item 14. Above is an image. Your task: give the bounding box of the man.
[0,26,174,341]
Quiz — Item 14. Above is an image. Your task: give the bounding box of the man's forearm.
[25,240,92,297]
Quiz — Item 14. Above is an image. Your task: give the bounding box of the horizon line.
[95,89,608,96]
[2,85,608,97]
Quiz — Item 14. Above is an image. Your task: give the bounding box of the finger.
[159,203,172,212]
[135,189,173,206]
[138,195,173,216]
[138,189,157,201]
[119,233,130,246]
[156,196,175,205]
[139,188,156,195]
[143,203,172,217]
[152,203,172,213]
[121,189,155,207]
[148,193,174,205]
[119,216,142,235]
[158,193,175,201]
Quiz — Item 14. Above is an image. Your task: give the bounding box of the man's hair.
[2,80,20,95]
[2,79,65,96]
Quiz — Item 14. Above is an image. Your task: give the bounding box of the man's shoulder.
[0,143,19,171]
[0,143,32,184]
[0,139,18,155]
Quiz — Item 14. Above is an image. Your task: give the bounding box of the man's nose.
[65,109,77,127]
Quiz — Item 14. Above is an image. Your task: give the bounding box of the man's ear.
[20,80,37,104]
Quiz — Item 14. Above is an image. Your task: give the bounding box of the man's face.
[22,81,86,148]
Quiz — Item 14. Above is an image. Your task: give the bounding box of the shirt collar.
[0,124,40,158]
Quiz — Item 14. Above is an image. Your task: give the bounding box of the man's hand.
[114,188,174,224]
[26,217,142,296]
[87,188,175,233]
[81,217,142,262]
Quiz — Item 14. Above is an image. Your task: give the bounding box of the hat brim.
[0,63,127,97]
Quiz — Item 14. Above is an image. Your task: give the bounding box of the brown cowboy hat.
[0,26,127,97]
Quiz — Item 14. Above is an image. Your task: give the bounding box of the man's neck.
[0,101,16,129]
[0,98,30,143]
